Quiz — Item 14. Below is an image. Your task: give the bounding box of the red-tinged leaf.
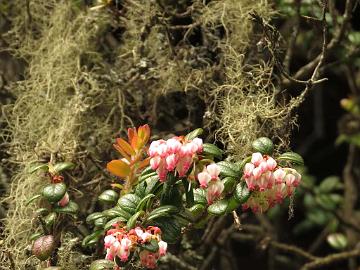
[107,160,131,178]
[127,127,136,143]
[138,157,150,170]
[138,124,150,144]
[130,131,140,150]
[113,144,130,160]
[116,138,135,156]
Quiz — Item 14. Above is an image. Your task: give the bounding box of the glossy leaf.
[126,211,144,229]
[223,177,237,193]
[207,199,229,216]
[29,232,43,241]
[104,216,127,230]
[153,217,182,244]
[116,138,135,156]
[44,212,57,228]
[146,205,179,221]
[278,152,304,166]
[234,181,250,204]
[53,201,79,215]
[319,176,343,193]
[103,207,132,220]
[107,159,131,178]
[86,212,105,224]
[216,161,240,178]
[42,183,67,203]
[193,188,207,205]
[252,137,274,155]
[82,230,103,247]
[52,162,75,173]
[202,143,223,159]
[136,194,155,212]
[185,128,204,140]
[94,217,108,228]
[117,194,141,215]
[32,235,55,261]
[98,190,119,203]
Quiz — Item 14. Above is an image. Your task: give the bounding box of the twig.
[232,210,241,230]
[270,241,319,261]
[292,0,355,81]
[161,253,197,270]
[300,249,360,270]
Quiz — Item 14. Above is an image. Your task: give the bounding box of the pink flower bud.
[197,171,211,188]
[258,161,268,174]
[266,157,277,171]
[149,141,160,157]
[251,152,263,166]
[104,235,116,249]
[244,163,255,178]
[245,176,256,190]
[150,156,161,170]
[165,154,178,171]
[156,162,168,182]
[158,240,168,256]
[192,138,203,153]
[273,168,286,184]
[58,192,69,207]
[176,155,192,177]
[166,138,182,154]
[206,181,224,204]
[258,175,267,192]
[285,173,296,187]
[105,249,115,261]
[252,167,262,179]
[265,171,275,189]
[157,143,168,158]
[206,163,220,180]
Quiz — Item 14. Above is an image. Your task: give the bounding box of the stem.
[182,178,194,207]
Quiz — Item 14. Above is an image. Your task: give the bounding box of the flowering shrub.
[27,126,303,269]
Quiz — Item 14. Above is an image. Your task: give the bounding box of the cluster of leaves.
[27,161,78,261]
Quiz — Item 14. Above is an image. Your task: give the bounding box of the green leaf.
[182,179,194,207]
[252,137,274,155]
[82,230,103,247]
[89,260,115,270]
[188,204,205,218]
[319,176,343,193]
[117,194,141,215]
[136,194,155,212]
[26,194,42,206]
[223,177,236,193]
[237,156,251,172]
[226,197,241,212]
[102,207,132,220]
[185,128,204,140]
[146,205,179,221]
[193,188,207,205]
[207,199,229,216]
[216,161,240,178]
[278,152,304,166]
[94,217,108,228]
[42,183,67,203]
[29,163,49,174]
[327,233,348,250]
[86,212,105,224]
[44,212,57,228]
[153,217,182,244]
[202,143,223,159]
[316,194,341,210]
[104,216,127,230]
[160,180,182,207]
[98,190,119,203]
[52,162,75,173]
[54,201,79,215]
[234,181,250,204]
[307,209,330,226]
[127,211,144,229]
[141,238,159,253]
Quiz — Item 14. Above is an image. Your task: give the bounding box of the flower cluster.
[104,225,167,269]
[197,163,224,204]
[149,137,203,181]
[242,152,301,212]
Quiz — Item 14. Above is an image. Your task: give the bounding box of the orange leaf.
[138,157,150,170]
[138,124,150,143]
[107,160,131,178]
[113,144,130,160]
[116,138,135,156]
[130,131,140,150]
[127,127,136,143]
